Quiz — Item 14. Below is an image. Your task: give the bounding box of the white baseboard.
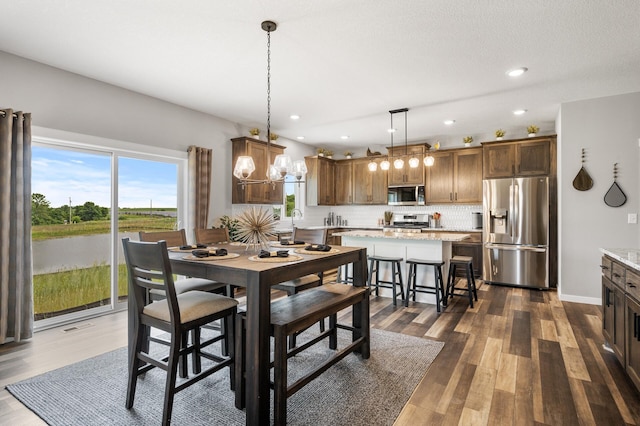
[558,293,601,305]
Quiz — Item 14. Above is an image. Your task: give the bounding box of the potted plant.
[218,215,241,242]
[325,150,334,159]
[495,129,505,140]
[463,136,473,147]
[269,133,279,141]
[317,147,325,157]
[249,128,260,138]
[527,125,539,137]
[344,151,353,159]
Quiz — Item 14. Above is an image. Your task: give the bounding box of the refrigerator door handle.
[513,184,519,241]
[508,183,514,238]
[485,243,547,253]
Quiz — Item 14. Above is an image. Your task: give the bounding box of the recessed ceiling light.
[340,135,350,140]
[296,136,305,140]
[507,67,528,77]
[290,114,300,120]
[513,109,527,115]
[444,119,455,125]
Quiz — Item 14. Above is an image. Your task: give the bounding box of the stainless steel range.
[383,213,431,232]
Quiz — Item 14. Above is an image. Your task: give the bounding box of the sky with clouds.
[31,146,178,209]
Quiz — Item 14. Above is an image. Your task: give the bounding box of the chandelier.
[233,20,307,187]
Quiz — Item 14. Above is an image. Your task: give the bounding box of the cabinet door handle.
[455,192,458,201]
[512,165,515,175]
[635,313,639,340]
[599,265,609,270]
[628,282,637,288]
[613,273,621,278]
[605,287,611,307]
[449,193,453,201]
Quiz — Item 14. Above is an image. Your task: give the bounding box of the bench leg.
[273,326,288,426]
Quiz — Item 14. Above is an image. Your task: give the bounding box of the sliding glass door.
[31,140,184,329]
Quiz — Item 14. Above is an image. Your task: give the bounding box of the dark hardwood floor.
[1,281,639,425]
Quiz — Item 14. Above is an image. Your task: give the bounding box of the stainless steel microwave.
[387,186,425,205]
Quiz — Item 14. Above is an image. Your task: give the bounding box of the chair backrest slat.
[139,229,187,248]
[293,227,328,245]
[194,228,230,245]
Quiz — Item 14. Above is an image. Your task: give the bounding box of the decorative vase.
[327,155,333,159]
[464,142,471,147]
[528,133,536,137]
[318,153,324,157]
[346,155,352,159]
[496,137,503,141]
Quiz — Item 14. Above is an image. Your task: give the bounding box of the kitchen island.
[335,230,470,305]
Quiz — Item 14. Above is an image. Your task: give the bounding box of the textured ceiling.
[1,1,639,152]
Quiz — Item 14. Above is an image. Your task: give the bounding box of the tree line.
[32,193,109,225]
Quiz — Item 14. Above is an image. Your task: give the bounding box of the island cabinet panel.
[231,137,285,204]
[626,295,640,390]
[335,160,353,205]
[426,147,482,204]
[483,137,553,179]
[601,253,640,392]
[352,158,388,204]
[306,156,336,206]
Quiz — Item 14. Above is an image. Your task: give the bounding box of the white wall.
[0,51,315,225]
[559,92,640,303]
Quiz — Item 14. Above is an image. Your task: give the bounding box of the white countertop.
[336,230,471,242]
[600,248,640,271]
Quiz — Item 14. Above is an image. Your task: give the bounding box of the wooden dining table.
[167,243,370,425]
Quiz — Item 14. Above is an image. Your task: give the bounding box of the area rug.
[6,328,443,425]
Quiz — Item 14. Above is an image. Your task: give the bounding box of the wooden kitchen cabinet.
[335,160,353,205]
[231,137,285,204]
[426,147,482,204]
[626,295,640,390]
[601,253,640,392]
[387,145,427,186]
[306,156,336,206]
[483,137,552,179]
[352,158,388,204]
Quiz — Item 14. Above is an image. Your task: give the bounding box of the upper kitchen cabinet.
[231,137,285,204]
[335,160,353,205]
[483,136,554,179]
[306,156,336,206]
[352,158,388,204]
[387,144,429,186]
[426,147,482,204]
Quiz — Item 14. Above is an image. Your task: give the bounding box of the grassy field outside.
[33,214,175,319]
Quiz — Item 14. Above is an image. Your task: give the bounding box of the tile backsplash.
[232,204,483,230]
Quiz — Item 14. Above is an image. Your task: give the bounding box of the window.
[283,175,303,219]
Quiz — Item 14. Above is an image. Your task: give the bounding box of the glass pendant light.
[368,160,378,172]
[232,20,304,186]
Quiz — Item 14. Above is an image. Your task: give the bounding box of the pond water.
[33,232,138,274]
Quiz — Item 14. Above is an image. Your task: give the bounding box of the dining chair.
[272,227,328,348]
[138,230,228,298]
[139,229,232,356]
[194,227,231,245]
[122,238,238,426]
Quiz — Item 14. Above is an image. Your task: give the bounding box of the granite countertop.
[600,248,640,271]
[335,230,471,242]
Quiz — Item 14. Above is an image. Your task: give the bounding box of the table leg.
[352,250,370,359]
[244,274,272,425]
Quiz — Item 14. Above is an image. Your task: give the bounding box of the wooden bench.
[235,283,370,425]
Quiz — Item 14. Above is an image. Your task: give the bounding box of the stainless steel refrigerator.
[483,177,549,288]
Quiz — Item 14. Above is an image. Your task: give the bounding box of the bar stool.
[367,255,405,306]
[445,256,478,308]
[405,258,446,312]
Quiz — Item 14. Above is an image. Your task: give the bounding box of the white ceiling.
[1,1,639,152]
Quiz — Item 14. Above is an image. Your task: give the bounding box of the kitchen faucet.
[291,208,302,228]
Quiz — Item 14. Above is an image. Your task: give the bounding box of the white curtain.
[0,109,33,344]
